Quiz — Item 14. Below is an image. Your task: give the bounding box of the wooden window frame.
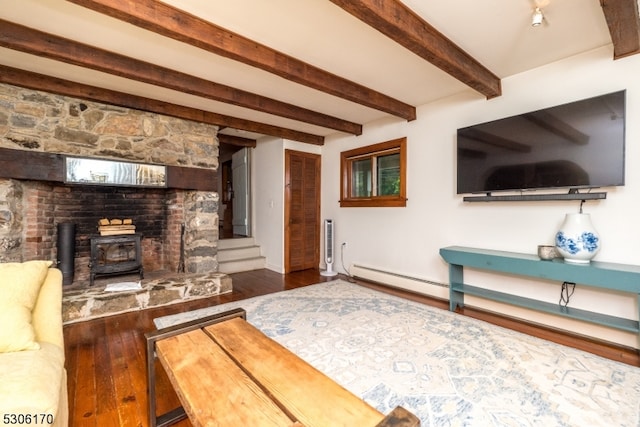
[340,137,407,207]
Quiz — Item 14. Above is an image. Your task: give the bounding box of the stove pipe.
[56,222,76,286]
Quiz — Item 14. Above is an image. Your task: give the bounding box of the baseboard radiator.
[350,264,449,300]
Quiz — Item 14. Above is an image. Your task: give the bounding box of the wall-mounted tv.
[456,90,626,194]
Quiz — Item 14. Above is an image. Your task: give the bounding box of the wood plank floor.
[63,269,333,427]
[63,269,639,427]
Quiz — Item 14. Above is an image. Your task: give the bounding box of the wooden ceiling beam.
[218,134,257,148]
[0,19,357,136]
[329,0,501,99]
[600,0,640,59]
[0,65,324,145]
[65,0,417,121]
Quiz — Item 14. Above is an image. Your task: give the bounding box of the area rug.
[154,280,640,426]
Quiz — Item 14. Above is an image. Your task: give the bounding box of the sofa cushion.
[32,268,64,349]
[0,260,52,353]
[0,342,65,419]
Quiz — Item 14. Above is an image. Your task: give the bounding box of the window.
[340,138,407,207]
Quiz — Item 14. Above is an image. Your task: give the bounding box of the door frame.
[284,149,321,273]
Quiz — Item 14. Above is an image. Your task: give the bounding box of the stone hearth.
[62,271,232,324]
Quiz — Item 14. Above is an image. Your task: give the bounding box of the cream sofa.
[0,262,68,427]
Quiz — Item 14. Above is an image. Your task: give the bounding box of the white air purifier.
[321,219,338,277]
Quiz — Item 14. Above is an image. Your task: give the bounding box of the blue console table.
[439,246,640,334]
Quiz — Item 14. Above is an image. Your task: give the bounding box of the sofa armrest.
[32,268,64,349]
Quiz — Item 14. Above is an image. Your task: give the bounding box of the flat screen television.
[456,90,626,194]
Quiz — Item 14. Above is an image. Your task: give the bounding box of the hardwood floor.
[63,269,639,427]
[63,269,329,427]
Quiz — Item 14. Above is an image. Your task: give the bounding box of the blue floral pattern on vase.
[555,213,600,263]
[555,231,599,255]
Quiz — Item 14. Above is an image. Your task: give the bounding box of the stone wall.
[0,179,23,261]
[0,83,220,276]
[184,191,220,274]
[0,83,218,167]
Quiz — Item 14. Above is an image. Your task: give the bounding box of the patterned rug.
[154,280,640,426]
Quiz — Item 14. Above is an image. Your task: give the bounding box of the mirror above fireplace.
[64,156,166,187]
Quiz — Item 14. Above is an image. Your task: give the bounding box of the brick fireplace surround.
[0,83,232,322]
[25,182,183,283]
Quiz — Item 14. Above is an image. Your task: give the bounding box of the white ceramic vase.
[555,213,600,264]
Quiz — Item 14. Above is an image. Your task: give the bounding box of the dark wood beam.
[218,134,257,148]
[65,0,416,121]
[0,147,217,191]
[329,0,501,99]
[165,165,217,191]
[600,0,640,58]
[0,65,324,145]
[0,148,65,182]
[0,20,358,136]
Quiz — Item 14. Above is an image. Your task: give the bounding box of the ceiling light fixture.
[531,7,544,27]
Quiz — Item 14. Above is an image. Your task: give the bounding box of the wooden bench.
[146,308,420,427]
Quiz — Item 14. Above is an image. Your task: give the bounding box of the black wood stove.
[89,233,143,286]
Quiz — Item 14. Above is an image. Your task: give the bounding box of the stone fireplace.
[0,82,232,322]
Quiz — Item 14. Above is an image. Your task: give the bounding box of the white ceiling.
[0,0,619,141]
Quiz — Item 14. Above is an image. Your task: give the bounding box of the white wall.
[252,137,284,272]
[252,137,321,273]
[321,46,640,347]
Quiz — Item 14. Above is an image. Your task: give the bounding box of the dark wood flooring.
[63,269,639,427]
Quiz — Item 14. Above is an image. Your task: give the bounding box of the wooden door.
[285,150,321,273]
